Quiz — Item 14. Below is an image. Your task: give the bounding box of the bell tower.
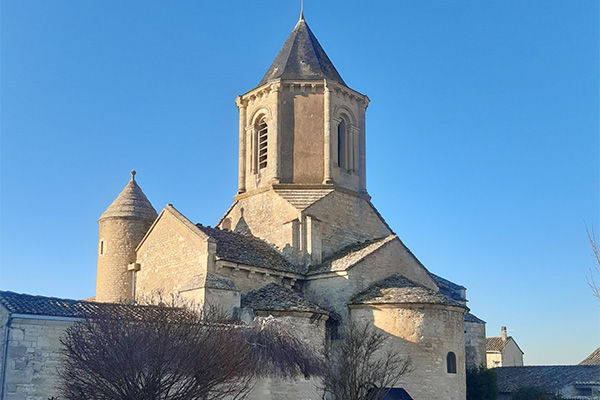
[235,13,370,196]
[220,14,390,266]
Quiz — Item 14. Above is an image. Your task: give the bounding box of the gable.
[309,235,437,291]
[135,205,212,297]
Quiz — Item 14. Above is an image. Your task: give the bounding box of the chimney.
[501,326,508,341]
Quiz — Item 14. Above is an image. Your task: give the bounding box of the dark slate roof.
[241,283,327,315]
[308,236,396,275]
[430,273,466,302]
[350,274,467,308]
[464,312,486,324]
[0,291,152,319]
[196,225,302,274]
[257,16,346,87]
[380,388,414,400]
[579,347,600,366]
[0,291,99,318]
[180,273,237,292]
[494,366,600,393]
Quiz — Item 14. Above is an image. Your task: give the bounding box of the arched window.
[447,352,457,374]
[254,117,268,171]
[337,119,348,170]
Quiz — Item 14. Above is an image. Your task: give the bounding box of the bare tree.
[59,298,322,400]
[586,224,600,302]
[321,320,413,400]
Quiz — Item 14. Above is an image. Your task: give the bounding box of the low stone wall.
[1,313,71,400]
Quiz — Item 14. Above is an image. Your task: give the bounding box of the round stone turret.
[96,171,158,303]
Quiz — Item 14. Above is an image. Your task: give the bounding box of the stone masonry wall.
[1,311,71,400]
[135,210,209,299]
[305,191,391,260]
[221,190,300,256]
[96,217,154,303]
[464,320,486,369]
[222,189,392,266]
[351,304,467,400]
[247,313,326,400]
[304,239,438,318]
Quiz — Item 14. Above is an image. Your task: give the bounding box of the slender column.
[359,97,369,192]
[323,81,333,184]
[351,126,359,173]
[271,83,281,183]
[236,96,247,193]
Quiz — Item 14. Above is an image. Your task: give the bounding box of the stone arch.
[248,107,272,173]
[334,107,357,172]
[249,106,272,126]
[333,105,357,125]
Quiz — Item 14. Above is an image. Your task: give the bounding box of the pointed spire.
[99,171,158,222]
[300,0,304,21]
[257,16,346,87]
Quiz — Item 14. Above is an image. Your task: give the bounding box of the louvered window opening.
[258,119,268,169]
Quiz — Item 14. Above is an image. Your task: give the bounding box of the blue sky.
[1,1,598,365]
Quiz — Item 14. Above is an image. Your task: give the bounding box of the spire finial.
[300,0,304,20]
[131,170,136,181]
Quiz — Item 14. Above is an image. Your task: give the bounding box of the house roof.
[196,225,303,275]
[99,171,157,221]
[257,15,346,87]
[241,283,328,315]
[350,274,466,308]
[579,347,600,365]
[0,291,103,318]
[0,291,169,320]
[308,235,396,275]
[464,312,486,324]
[486,336,523,353]
[494,366,600,393]
[430,273,467,302]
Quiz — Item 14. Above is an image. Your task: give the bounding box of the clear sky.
[1,1,598,366]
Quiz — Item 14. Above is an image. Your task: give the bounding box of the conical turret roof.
[257,15,346,87]
[99,171,158,221]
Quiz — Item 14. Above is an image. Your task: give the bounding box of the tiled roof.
[580,347,600,365]
[486,337,512,352]
[486,337,505,352]
[180,273,237,292]
[350,274,467,308]
[100,172,157,221]
[258,16,346,87]
[308,235,396,275]
[274,188,333,210]
[196,225,303,274]
[0,291,162,320]
[241,283,327,315]
[494,366,600,393]
[430,273,466,302]
[464,312,486,324]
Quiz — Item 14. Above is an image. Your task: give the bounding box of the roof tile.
[350,274,466,308]
[196,225,303,274]
[242,283,327,315]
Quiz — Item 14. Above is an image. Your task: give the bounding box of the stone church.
[0,13,486,400]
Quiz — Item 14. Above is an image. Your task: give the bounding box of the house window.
[447,352,457,374]
[255,117,268,171]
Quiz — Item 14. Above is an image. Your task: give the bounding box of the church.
[0,12,486,400]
